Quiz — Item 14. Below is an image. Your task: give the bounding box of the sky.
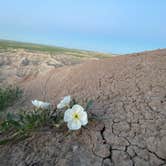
[0,0,165,54]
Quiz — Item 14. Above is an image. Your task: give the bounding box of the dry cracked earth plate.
[0,49,166,166]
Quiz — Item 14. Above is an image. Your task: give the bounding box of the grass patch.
[0,40,89,54]
[0,108,60,145]
[0,39,114,58]
[0,86,22,111]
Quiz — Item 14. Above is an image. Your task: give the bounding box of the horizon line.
[0,38,165,55]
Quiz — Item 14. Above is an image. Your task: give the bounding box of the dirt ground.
[0,49,166,166]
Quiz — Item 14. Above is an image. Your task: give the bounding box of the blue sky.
[0,0,165,54]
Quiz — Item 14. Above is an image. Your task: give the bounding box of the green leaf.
[10,120,21,129]
[0,138,13,145]
[85,100,94,111]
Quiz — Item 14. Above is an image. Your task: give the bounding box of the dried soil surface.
[0,50,166,166]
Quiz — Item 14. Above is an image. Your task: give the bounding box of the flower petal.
[63,96,71,104]
[64,109,73,122]
[32,100,50,109]
[57,96,71,109]
[72,104,84,112]
[32,100,36,106]
[67,119,81,130]
[79,111,88,126]
[32,100,39,107]
[42,102,50,109]
[57,103,64,109]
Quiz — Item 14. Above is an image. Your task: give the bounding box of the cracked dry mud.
[0,51,166,166]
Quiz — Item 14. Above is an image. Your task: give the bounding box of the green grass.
[1,109,54,133]
[0,40,71,53]
[0,109,57,145]
[0,39,115,58]
[0,86,22,111]
[0,102,65,145]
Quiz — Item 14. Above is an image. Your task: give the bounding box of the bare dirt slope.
[0,49,166,166]
[0,40,113,86]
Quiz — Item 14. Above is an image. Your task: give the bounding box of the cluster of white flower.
[31,100,50,109]
[31,96,88,130]
[64,104,88,130]
[57,96,71,109]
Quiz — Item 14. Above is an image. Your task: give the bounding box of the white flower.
[57,96,71,109]
[31,100,50,109]
[64,104,88,130]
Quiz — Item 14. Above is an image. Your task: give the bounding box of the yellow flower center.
[73,112,80,120]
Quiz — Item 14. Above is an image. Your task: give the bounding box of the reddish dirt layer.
[0,50,166,166]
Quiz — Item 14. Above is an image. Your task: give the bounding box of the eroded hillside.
[0,40,113,85]
[0,48,166,166]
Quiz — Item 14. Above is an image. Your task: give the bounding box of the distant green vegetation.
[0,86,22,111]
[0,40,73,53]
[0,39,114,58]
